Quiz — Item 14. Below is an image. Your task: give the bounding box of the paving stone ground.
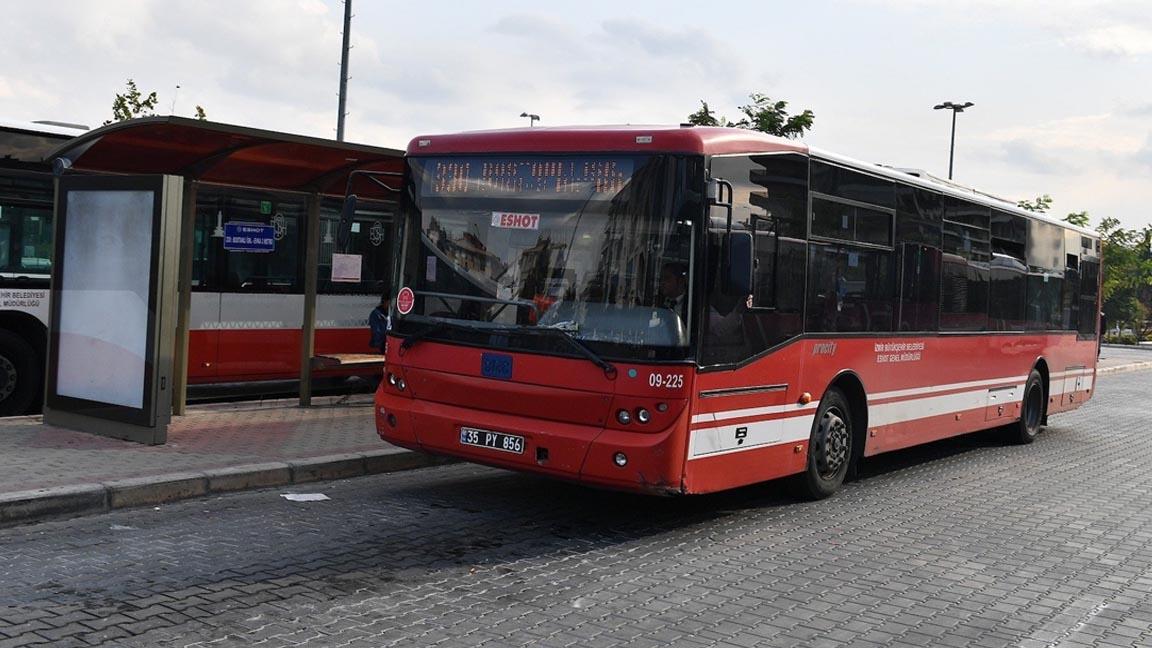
[0,370,1151,647]
[0,394,393,494]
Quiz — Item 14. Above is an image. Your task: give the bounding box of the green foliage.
[1017,194,1053,213]
[1064,211,1090,227]
[105,79,158,125]
[733,94,814,139]
[686,93,815,139]
[1096,216,1152,339]
[686,101,723,127]
[104,79,209,125]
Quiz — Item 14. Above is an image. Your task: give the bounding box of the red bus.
[373,126,1101,498]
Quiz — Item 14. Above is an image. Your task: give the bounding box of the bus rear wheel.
[793,387,853,500]
[0,330,39,417]
[1008,369,1045,445]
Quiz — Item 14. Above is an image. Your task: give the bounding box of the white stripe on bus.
[688,370,1093,460]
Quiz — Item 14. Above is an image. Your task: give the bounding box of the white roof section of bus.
[808,145,1098,239]
[0,118,88,137]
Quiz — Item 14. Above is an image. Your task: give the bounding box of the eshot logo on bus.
[490,212,540,230]
[396,286,415,315]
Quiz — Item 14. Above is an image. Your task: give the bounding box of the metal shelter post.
[172,179,198,415]
[299,193,321,406]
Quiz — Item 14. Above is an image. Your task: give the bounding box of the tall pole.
[948,109,957,180]
[336,0,352,141]
[933,101,973,181]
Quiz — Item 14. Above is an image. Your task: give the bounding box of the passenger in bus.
[659,262,689,318]
[662,261,750,339]
[369,294,391,353]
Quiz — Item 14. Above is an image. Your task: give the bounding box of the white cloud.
[1064,24,1152,57]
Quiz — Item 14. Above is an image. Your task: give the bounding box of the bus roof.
[407,124,1096,239]
[810,146,1099,239]
[406,125,807,157]
[0,119,88,138]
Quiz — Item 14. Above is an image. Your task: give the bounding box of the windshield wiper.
[511,325,617,379]
[418,290,539,321]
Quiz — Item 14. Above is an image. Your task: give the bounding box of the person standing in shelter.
[369,295,392,353]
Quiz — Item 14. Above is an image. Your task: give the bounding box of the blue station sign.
[223,222,276,253]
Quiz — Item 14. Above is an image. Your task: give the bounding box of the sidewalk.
[2,353,1151,528]
[0,394,448,527]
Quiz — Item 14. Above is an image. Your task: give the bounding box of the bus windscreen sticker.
[491,212,540,230]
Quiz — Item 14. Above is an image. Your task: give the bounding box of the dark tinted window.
[989,254,1027,330]
[1078,258,1100,337]
[318,198,397,295]
[895,184,943,246]
[811,161,895,208]
[989,211,1027,330]
[703,154,807,366]
[0,129,72,164]
[940,218,990,331]
[944,196,990,229]
[806,243,896,333]
[194,187,304,293]
[991,209,1026,247]
[1062,266,1081,332]
[811,198,892,246]
[898,243,940,332]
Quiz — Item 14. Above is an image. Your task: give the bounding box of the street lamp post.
[520,112,540,127]
[933,101,974,180]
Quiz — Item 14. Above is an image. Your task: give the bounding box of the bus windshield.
[398,154,697,362]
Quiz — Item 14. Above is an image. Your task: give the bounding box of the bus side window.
[895,184,942,332]
[1025,219,1065,330]
[989,210,1027,331]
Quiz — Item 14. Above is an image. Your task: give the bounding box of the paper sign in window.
[331,253,362,283]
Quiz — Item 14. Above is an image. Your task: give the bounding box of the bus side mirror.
[337,194,358,251]
[724,231,753,296]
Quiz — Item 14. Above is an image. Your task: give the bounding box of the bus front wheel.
[793,387,853,500]
[0,330,39,417]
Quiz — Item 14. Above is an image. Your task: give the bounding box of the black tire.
[0,330,40,417]
[1009,369,1045,445]
[792,387,853,500]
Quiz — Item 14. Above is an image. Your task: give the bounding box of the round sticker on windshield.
[396,287,415,315]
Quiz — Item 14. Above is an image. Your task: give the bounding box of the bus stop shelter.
[48,116,403,438]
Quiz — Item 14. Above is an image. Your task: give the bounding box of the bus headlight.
[616,409,632,425]
[635,408,651,424]
[613,452,628,467]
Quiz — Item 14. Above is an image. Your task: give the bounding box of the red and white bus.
[373,125,1101,497]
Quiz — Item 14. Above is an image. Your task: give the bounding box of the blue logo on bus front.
[481,353,513,380]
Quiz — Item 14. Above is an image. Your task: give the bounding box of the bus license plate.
[459,427,524,454]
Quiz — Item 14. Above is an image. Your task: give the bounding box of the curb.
[1098,361,1152,376]
[0,449,453,528]
[1101,343,1152,352]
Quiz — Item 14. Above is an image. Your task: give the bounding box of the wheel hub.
[0,354,16,402]
[816,409,849,478]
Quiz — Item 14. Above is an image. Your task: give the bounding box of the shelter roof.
[50,116,403,199]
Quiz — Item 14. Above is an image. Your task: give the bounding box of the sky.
[2,0,1149,230]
